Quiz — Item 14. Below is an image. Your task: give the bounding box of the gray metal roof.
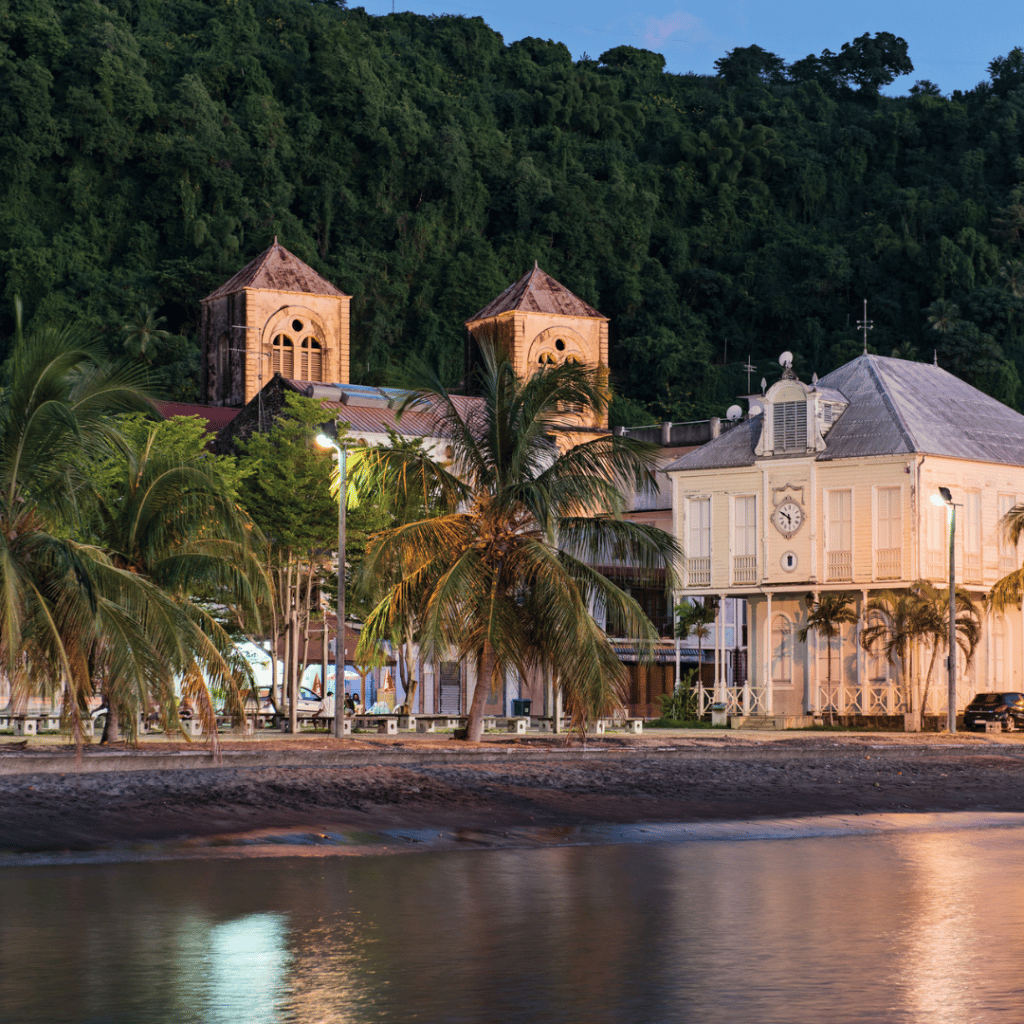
[817,354,1024,464]
[663,415,762,471]
[664,353,1024,473]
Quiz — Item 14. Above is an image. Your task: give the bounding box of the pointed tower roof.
[466,263,604,322]
[203,238,348,302]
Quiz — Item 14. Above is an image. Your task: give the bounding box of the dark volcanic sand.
[3,736,1024,853]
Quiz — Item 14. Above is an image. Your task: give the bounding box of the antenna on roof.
[742,354,756,393]
[726,405,742,422]
[811,372,818,384]
[273,235,278,245]
[934,349,938,366]
[760,377,767,395]
[857,299,873,354]
[534,260,539,270]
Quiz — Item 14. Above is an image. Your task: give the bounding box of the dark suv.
[963,692,1024,732]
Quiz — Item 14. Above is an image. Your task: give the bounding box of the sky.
[356,0,1019,96]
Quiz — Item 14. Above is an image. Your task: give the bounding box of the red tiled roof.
[203,239,348,301]
[467,263,604,322]
[156,402,240,432]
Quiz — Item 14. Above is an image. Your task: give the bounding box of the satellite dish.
[779,351,794,368]
[726,405,742,422]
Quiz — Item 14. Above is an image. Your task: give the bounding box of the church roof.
[665,353,1024,472]
[203,239,348,301]
[466,263,604,322]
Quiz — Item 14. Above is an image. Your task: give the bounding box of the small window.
[555,338,565,351]
[292,319,304,332]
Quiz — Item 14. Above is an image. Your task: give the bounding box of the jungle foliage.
[4,1,1024,419]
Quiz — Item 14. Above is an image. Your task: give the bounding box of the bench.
[353,715,399,735]
[506,716,529,735]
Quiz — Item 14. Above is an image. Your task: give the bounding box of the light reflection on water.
[2,818,1023,1023]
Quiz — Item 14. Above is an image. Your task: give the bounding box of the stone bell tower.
[200,239,351,407]
[464,263,609,428]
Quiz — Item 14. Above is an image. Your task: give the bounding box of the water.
[2,815,1023,1023]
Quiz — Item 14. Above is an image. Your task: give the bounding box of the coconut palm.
[89,423,269,743]
[0,303,168,740]
[357,347,681,742]
[799,592,859,724]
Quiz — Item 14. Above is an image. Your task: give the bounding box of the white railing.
[699,685,768,716]
[826,550,852,581]
[687,556,711,587]
[733,554,757,585]
[875,547,901,580]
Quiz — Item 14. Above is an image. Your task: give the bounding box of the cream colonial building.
[665,353,1024,722]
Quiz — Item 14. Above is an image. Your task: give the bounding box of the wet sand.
[3,731,1024,854]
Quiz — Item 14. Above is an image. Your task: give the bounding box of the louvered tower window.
[773,401,807,452]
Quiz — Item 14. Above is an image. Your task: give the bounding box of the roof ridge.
[862,353,918,453]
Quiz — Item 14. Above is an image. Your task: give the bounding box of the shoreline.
[3,731,1024,857]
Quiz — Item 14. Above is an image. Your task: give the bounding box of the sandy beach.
[3,730,1024,854]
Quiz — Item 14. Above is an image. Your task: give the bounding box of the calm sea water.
[2,816,1023,1024]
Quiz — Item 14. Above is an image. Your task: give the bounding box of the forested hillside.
[2,0,1024,421]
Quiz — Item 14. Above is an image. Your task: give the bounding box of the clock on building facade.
[772,499,804,537]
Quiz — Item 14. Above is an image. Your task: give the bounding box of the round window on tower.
[292,319,303,333]
[555,338,565,351]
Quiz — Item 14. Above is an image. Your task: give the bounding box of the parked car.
[963,692,1024,732]
[249,687,325,727]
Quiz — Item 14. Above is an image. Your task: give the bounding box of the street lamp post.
[930,486,958,733]
[316,426,347,739]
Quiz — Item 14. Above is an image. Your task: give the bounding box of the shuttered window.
[773,401,807,452]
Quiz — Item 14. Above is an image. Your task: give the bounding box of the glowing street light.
[316,425,348,739]
[930,486,958,732]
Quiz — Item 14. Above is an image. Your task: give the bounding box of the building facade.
[665,353,1024,722]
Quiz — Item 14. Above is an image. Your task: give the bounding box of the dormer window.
[773,401,807,452]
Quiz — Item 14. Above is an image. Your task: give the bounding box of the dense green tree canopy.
[3,2,1024,420]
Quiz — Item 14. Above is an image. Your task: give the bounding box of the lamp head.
[315,432,336,450]
[938,486,953,503]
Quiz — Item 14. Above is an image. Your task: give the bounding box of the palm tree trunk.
[101,702,120,744]
[465,645,490,742]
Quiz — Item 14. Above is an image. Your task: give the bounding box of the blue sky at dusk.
[358,0,1018,95]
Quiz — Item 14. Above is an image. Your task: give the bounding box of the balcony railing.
[1000,552,1016,572]
[687,556,711,587]
[826,549,852,582]
[875,547,901,580]
[732,554,757,585]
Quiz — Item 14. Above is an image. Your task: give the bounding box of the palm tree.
[799,593,859,725]
[675,599,716,691]
[991,502,1024,610]
[0,303,166,741]
[915,581,979,716]
[89,423,268,744]
[861,585,979,717]
[357,347,681,742]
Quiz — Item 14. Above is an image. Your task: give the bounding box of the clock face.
[773,500,804,537]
